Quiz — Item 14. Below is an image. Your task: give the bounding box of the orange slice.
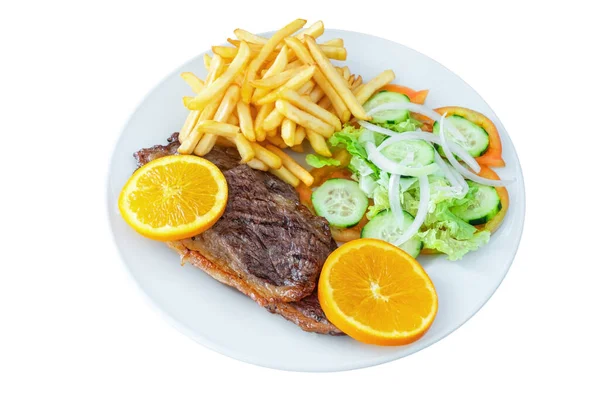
[119,155,228,241]
[318,239,438,346]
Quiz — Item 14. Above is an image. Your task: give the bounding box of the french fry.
[181,72,204,93]
[270,166,300,187]
[250,143,282,169]
[308,85,325,103]
[203,54,212,70]
[341,66,351,80]
[187,42,251,110]
[228,113,239,126]
[317,96,332,112]
[319,45,347,61]
[233,28,268,45]
[265,145,314,186]
[354,69,396,105]
[294,126,306,145]
[241,19,307,103]
[266,129,278,137]
[275,99,335,137]
[280,118,296,147]
[297,79,316,96]
[254,103,274,142]
[284,59,304,71]
[352,83,364,94]
[296,20,324,40]
[179,55,225,142]
[211,46,239,59]
[250,66,307,89]
[348,74,355,87]
[306,128,332,157]
[284,37,350,122]
[352,75,363,90]
[322,38,344,47]
[266,134,287,148]
[196,120,240,138]
[279,89,342,131]
[262,108,285,131]
[193,84,240,155]
[236,101,255,141]
[251,45,289,103]
[234,133,254,162]
[246,158,269,171]
[305,36,370,120]
[255,65,316,105]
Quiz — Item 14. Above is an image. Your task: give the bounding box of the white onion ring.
[373,129,481,173]
[366,142,439,177]
[389,174,404,228]
[364,102,467,142]
[394,175,430,246]
[439,114,513,187]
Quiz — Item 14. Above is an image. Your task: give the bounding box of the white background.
[1,0,598,398]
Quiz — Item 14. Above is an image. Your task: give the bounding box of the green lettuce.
[305,154,341,168]
[380,118,422,133]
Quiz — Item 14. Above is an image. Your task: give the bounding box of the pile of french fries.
[177,19,396,187]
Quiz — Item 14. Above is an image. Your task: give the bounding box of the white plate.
[107,29,525,372]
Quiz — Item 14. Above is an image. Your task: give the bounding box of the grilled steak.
[134,134,342,335]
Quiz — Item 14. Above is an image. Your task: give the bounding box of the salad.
[304,86,511,261]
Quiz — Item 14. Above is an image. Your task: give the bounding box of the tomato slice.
[381,84,429,105]
[435,106,505,167]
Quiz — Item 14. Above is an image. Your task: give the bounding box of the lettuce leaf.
[380,117,422,133]
[328,125,367,159]
[305,154,341,168]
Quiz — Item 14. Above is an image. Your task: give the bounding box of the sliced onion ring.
[366,142,439,177]
[364,102,466,143]
[439,114,513,187]
[389,174,404,228]
[368,126,481,173]
[393,175,430,246]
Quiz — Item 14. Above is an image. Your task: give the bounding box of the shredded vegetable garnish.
[366,142,439,177]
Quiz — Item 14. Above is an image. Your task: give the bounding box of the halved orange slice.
[119,155,228,241]
[318,239,438,346]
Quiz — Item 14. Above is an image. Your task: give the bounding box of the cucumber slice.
[363,91,410,123]
[380,139,435,168]
[433,115,489,157]
[312,179,369,228]
[451,181,501,225]
[361,210,423,258]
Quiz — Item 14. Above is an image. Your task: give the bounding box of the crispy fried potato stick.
[236,101,255,141]
[241,19,307,103]
[262,108,285,131]
[203,54,212,70]
[227,113,239,126]
[279,89,342,131]
[283,59,304,71]
[275,100,335,137]
[280,118,296,147]
[246,158,269,171]
[305,36,370,120]
[187,42,251,110]
[296,20,324,40]
[284,37,350,122]
[192,84,240,155]
[180,72,204,93]
[351,75,363,91]
[233,29,268,45]
[294,125,306,145]
[233,133,254,162]
[297,79,316,96]
[255,65,315,105]
[251,45,289,102]
[354,69,396,105]
[254,103,275,142]
[250,142,282,169]
[270,166,300,187]
[308,84,326,103]
[265,145,314,186]
[306,128,332,157]
[250,66,307,89]
[266,134,287,148]
[179,55,225,142]
[290,144,304,153]
[322,38,344,47]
